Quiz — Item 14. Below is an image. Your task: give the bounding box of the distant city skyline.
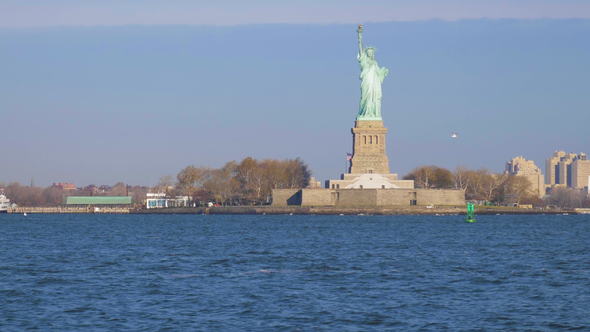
[1,19,589,186]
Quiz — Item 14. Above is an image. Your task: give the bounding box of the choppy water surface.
[1,214,589,331]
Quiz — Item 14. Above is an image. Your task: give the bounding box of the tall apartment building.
[545,151,590,189]
[545,151,566,185]
[571,155,590,189]
[505,156,545,197]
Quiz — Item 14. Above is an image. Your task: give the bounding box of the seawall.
[133,206,580,215]
[8,207,130,214]
[5,206,584,215]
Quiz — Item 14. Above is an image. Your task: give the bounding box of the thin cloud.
[1,0,590,28]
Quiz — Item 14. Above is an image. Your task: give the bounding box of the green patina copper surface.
[466,202,476,222]
[66,196,132,205]
[356,25,389,121]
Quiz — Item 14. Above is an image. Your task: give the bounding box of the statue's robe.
[357,51,388,120]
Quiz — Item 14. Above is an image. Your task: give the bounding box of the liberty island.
[6,24,583,215]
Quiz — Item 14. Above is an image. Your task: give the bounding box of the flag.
[346,153,352,161]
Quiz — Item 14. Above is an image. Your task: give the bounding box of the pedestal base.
[350,120,390,174]
[326,173,414,189]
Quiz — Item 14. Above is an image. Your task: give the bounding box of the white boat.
[0,194,10,213]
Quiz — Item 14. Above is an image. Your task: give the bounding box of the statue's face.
[366,48,375,58]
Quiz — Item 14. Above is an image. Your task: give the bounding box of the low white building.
[146,193,190,209]
[0,194,11,213]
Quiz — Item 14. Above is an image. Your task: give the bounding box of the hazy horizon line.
[2,17,590,30]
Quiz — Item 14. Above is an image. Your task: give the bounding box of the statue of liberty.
[356,25,389,120]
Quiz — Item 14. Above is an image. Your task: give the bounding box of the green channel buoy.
[466,202,476,223]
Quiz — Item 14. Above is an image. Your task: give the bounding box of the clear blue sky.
[1,2,589,186]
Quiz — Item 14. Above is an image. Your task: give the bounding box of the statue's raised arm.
[357,24,364,57]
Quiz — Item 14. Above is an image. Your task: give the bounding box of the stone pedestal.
[325,119,414,190]
[350,120,390,174]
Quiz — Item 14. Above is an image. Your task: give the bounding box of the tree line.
[403,165,590,207]
[2,161,588,208]
[169,157,311,205]
[0,182,149,207]
[403,166,534,203]
[0,157,310,207]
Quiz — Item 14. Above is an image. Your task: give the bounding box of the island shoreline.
[6,206,589,215]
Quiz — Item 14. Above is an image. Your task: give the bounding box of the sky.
[1,1,589,187]
[1,0,590,27]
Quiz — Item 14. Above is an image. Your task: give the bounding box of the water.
[1,214,589,331]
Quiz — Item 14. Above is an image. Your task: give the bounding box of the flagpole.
[345,156,347,175]
[345,153,352,175]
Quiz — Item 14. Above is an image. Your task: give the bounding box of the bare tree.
[404,166,453,189]
[176,157,313,205]
[454,166,470,190]
[501,175,533,205]
[546,187,587,208]
[129,185,150,206]
[177,166,212,199]
[480,172,507,202]
[43,186,65,205]
[110,182,128,196]
[155,175,175,195]
[203,161,239,205]
[5,182,45,206]
[235,157,263,203]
